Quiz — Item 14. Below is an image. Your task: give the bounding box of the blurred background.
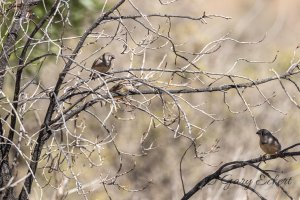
[4,0,300,199]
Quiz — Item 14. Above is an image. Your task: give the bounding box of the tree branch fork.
[182,143,300,200]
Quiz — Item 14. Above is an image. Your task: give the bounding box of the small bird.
[109,80,135,96]
[91,52,115,79]
[256,129,281,154]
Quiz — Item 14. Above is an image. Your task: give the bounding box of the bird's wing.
[272,136,281,148]
[109,83,122,92]
[92,57,102,68]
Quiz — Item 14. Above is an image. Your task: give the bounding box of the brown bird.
[91,52,115,79]
[109,80,135,96]
[256,129,281,154]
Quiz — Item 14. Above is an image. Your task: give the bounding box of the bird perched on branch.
[256,129,281,155]
[109,80,136,96]
[91,52,115,79]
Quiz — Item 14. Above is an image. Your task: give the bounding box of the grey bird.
[91,52,115,79]
[256,129,281,154]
